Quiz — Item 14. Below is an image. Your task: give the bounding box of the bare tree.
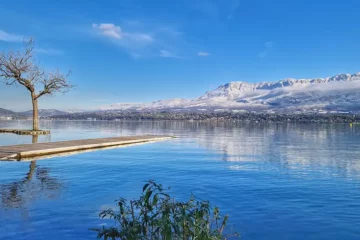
[0,38,73,131]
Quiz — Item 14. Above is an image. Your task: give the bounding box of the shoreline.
[38,112,360,123]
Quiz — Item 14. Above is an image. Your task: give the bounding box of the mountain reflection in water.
[0,120,359,179]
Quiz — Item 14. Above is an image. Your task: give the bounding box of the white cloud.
[92,23,155,58]
[92,23,153,43]
[126,33,153,42]
[198,51,210,57]
[259,41,275,58]
[287,80,360,93]
[92,23,188,59]
[160,50,179,58]
[92,23,122,39]
[0,30,23,42]
[34,48,63,55]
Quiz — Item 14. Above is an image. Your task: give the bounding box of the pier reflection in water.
[0,135,62,212]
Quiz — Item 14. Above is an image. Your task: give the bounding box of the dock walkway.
[0,135,173,161]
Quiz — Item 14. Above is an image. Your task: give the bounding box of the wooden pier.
[0,135,173,161]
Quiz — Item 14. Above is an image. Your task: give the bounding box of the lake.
[0,120,359,239]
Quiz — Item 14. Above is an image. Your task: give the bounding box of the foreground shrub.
[91,180,239,240]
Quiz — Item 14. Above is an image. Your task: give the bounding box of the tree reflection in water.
[0,135,62,210]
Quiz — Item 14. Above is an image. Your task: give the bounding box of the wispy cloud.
[259,41,275,58]
[92,23,155,57]
[130,52,142,59]
[198,51,210,57]
[92,23,122,39]
[92,23,153,43]
[265,41,274,48]
[156,27,183,37]
[0,29,23,42]
[159,50,180,59]
[194,1,219,18]
[92,22,187,59]
[227,0,240,20]
[193,0,241,20]
[34,48,63,55]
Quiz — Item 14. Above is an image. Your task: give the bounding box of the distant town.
[1,109,359,123]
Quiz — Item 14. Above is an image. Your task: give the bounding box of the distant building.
[318,110,328,114]
[0,116,13,120]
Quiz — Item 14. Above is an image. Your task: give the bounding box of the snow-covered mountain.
[100,99,191,111]
[101,73,360,112]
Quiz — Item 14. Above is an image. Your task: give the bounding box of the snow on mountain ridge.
[199,73,360,100]
[101,72,360,112]
[151,98,190,107]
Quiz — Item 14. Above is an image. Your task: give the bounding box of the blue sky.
[0,0,360,111]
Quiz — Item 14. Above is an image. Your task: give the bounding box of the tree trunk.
[26,136,38,180]
[26,161,37,181]
[32,134,39,144]
[31,92,39,131]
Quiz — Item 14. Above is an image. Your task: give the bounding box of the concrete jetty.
[0,135,173,161]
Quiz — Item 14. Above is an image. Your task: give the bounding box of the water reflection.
[0,161,62,210]
[1,120,360,187]
[27,120,360,178]
[0,120,359,240]
[43,120,360,178]
[0,135,62,210]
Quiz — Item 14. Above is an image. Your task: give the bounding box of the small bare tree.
[0,38,73,131]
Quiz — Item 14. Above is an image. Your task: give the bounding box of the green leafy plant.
[91,180,239,240]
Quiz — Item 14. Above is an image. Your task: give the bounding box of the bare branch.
[0,38,35,91]
[35,70,74,100]
[0,38,72,131]
[0,37,73,97]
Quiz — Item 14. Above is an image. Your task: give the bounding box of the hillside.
[101,72,360,112]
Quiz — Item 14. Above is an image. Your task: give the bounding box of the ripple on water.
[0,120,360,240]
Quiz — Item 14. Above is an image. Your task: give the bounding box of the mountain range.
[102,72,360,112]
[0,108,17,116]
[1,72,360,117]
[0,109,70,117]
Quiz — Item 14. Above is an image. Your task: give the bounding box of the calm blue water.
[0,120,360,239]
